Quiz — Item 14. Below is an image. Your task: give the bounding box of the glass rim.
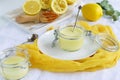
[57,25,85,39]
[0,47,29,67]
[95,33,119,52]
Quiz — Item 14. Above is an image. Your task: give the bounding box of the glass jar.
[0,47,30,80]
[86,31,119,52]
[56,24,119,52]
[57,25,85,51]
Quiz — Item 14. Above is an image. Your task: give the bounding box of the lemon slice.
[40,0,51,9]
[23,0,41,15]
[51,0,68,14]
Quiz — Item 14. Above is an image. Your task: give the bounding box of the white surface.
[0,17,31,51]
[0,0,120,80]
[38,30,99,60]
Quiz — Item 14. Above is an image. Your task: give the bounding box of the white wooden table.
[0,0,120,80]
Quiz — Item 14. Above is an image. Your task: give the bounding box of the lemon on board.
[40,0,51,9]
[81,3,103,21]
[23,0,41,15]
[51,0,68,14]
[66,0,76,5]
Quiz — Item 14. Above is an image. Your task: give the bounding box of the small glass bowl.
[0,47,30,80]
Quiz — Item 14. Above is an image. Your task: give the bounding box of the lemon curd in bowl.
[58,25,84,51]
[1,56,29,80]
[0,47,29,80]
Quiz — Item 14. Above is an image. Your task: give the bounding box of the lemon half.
[51,0,68,14]
[23,0,41,15]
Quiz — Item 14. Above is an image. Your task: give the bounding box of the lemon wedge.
[23,0,41,15]
[51,0,68,14]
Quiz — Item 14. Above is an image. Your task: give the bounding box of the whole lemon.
[81,3,103,21]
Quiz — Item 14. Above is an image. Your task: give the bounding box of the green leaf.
[112,10,120,21]
[112,15,119,21]
[105,10,114,16]
[97,0,108,10]
[114,10,120,16]
[97,0,120,21]
[105,4,113,11]
[101,0,108,7]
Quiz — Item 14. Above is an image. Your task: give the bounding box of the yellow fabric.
[19,21,120,72]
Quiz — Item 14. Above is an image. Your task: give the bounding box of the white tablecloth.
[0,0,120,80]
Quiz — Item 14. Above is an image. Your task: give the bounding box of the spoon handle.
[21,34,38,44]
[73,6,82,31]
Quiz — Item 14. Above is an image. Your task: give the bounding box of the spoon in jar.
[51,6,82,47]
[72,5,82,31]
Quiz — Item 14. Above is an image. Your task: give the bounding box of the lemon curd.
[58,26,84,51]
[1,56,29,80]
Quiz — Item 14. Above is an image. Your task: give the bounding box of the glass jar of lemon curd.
[57,25,85,51]
[56,24,119,52]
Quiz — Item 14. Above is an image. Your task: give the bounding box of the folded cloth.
[19,21,120,72]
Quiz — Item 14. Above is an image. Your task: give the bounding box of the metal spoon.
[22,34,38,44]
[72,5,82,31]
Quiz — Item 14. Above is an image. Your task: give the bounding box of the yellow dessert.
[1,56,29,80]
[58,26,84,51]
